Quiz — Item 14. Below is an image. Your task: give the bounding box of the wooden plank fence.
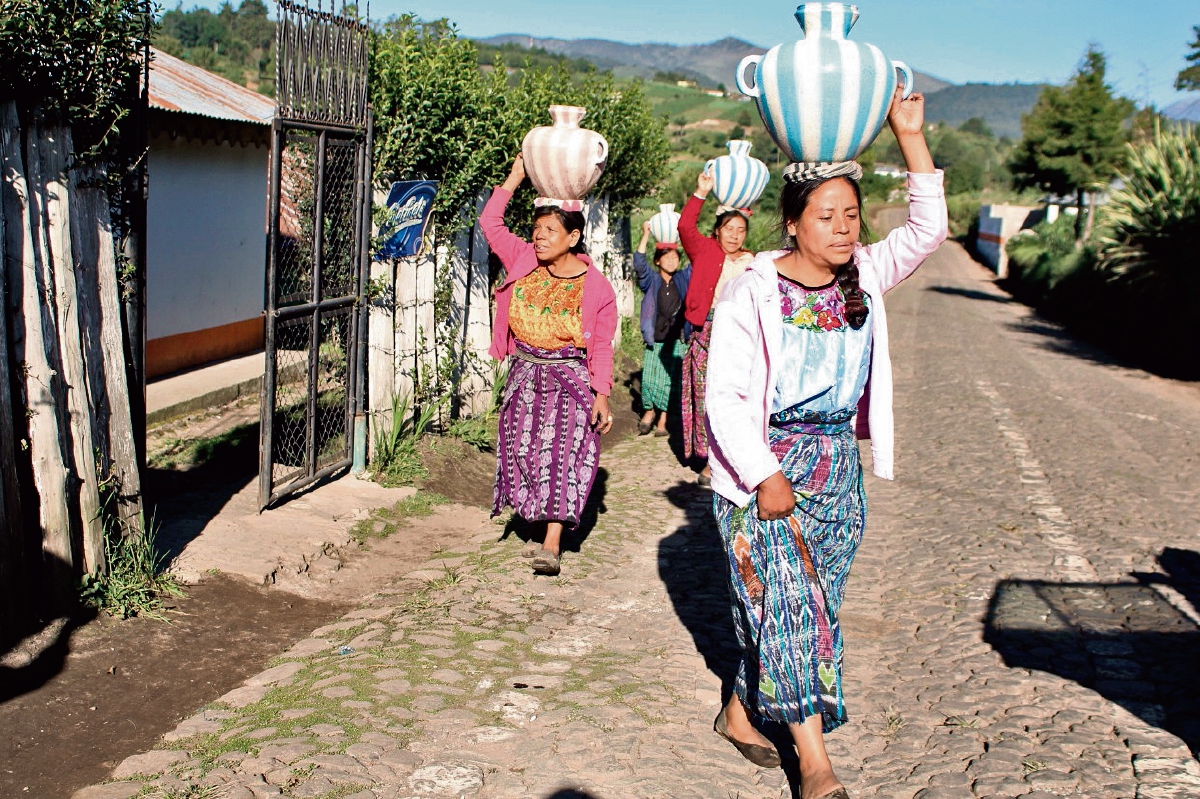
[0,102,143,642]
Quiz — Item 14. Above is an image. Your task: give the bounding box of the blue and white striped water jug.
[735,3,912,164]
[648,203,681,246]
[705,141,770,210]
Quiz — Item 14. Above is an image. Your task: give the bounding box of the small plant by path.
[372,392,449,486]
[79,476,184,620]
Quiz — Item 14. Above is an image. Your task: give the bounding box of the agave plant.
[1096,123,1200,295]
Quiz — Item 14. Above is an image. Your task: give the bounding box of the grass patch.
[79,503,184,620]
[149,423,257,471]
[424,564,464,591]
[350,492,450,542]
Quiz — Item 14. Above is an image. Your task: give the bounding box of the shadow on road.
[658,482,803,797]
[927,285,1013,304]
[0,611,95,705]
[498,468,609,559]
[984,547,1200,756]
[148,420,260,564]
[1004,313,1200,381]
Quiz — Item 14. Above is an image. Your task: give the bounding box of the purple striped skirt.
[492,341,599,525]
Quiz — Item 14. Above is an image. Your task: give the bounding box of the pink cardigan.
[481,187,618,395]
[706,171,948,506]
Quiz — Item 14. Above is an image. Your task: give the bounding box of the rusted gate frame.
[259,0,371,510]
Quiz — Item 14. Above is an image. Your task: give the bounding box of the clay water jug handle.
[735,55,762,98]
[594,136,609,166]
[893,60,914,100]
[704,158,716,176]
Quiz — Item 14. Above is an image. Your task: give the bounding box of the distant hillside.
[1163,96,1200,123]
[480,34,1054,137]
[924,83,1047,139]
[481,34,949,95]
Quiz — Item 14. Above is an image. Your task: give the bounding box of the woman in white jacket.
[704,92,946,799]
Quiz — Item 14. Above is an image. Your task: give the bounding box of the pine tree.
[1010,47,1134,240]
[1175,25,1200,91]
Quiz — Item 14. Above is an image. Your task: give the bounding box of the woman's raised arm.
[479,155,533,268]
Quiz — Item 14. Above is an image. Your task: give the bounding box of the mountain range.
[483,34,949,94]
[481,34,1200,138]
[479,34,1036,136]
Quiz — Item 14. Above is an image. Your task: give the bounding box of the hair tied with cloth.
[534,197,584,213]
[782,161,864,185]
[654,242,678,251]
[715,204,753,218]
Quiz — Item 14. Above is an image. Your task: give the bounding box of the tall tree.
[1177,25,1200,91]
[1010,47,1134,240]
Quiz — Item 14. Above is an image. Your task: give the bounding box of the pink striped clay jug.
[522,105,609,210]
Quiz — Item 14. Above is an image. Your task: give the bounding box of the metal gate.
[259,0,371,509]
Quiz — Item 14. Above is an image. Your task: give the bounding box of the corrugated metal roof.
[149,47,275,125]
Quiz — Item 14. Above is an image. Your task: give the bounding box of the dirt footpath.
[1,347,649,799]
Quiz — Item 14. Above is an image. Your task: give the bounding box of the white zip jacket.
[706,170,948,507]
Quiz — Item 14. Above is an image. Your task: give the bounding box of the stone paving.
[73,233,1200,799]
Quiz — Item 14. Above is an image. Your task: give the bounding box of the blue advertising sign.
[375,180,438,260]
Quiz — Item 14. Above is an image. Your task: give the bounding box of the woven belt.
[512,349,585,366]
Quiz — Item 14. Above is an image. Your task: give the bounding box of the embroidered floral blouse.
[507,267,588,350]
[771,275,873,416]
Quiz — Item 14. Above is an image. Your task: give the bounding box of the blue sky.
[192,0,1198,110]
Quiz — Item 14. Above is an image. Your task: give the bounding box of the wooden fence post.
[70,164,143,535]
[36,124,105,575]
[0,111,27,642]
[2,104,76,602]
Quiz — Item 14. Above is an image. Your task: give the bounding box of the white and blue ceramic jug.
[735,3,912,163]
[648,203,681,246]
[705,140,770,210]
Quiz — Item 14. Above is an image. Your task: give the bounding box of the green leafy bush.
[1,0,153,157]
[79,495,183,621]
[1006,212,1081,299]
[446,363,509,452]
[946,194,983,241]
[1097,124,1200,296]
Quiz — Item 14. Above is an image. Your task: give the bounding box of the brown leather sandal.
[815,789,849,799]
[713,710,780,768]
[531,549,561,576]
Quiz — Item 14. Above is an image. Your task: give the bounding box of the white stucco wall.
[147,133,268,339]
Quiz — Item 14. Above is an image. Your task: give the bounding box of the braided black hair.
[779,175,871,329]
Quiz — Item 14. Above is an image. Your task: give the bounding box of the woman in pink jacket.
[705,94,946,799]
[481,154,618,577]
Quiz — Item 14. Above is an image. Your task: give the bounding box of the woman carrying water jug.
[678,176,756,486]
[481,153,618,578]
[705,91,946,799]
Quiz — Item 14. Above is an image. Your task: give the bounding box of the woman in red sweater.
[678,170,756,485]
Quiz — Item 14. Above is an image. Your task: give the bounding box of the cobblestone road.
[75,230,1200,799]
